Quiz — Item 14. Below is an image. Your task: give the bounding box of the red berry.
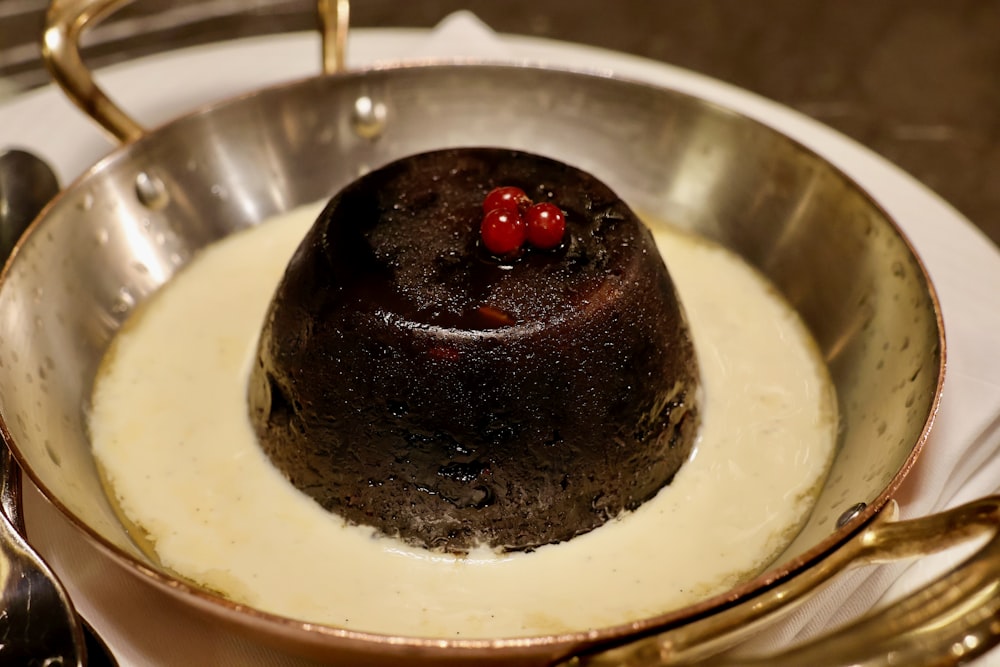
[481,208,527,255]
[525,202,566,249]
[483,186,530,215]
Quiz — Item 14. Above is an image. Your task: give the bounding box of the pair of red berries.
[480,186,566,256]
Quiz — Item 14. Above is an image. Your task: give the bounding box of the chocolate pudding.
[247,148,700,552]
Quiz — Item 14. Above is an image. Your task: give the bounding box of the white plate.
[2,17,999,666]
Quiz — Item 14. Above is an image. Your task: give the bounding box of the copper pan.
[0,0,997,664]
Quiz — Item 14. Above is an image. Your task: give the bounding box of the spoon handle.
[0,444,24,531]
[0,443,86,666]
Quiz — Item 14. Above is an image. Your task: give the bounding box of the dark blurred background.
[1,0,997,246]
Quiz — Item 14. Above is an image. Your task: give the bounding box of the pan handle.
[41,0,350,143]
[572,495,1000,667]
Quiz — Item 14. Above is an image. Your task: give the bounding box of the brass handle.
[41,0,350,143]
[575,495,1000,667]
[318,0,350,76]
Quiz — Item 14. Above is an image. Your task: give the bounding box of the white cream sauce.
[89,202,837,639]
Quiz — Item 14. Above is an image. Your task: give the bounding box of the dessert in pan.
[87,146,835,638]
[249,148,701,553]
[1,0,994,664]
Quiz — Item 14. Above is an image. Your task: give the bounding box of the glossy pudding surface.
[249,149,700,552]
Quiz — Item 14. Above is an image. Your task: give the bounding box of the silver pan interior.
[0,64,941,654]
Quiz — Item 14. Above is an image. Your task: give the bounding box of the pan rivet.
[835,502,867,528]
[135,171,169,211]
[352,95,387,140]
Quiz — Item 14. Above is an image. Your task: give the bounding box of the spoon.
[0,148,60,259]
[0,148,117,666]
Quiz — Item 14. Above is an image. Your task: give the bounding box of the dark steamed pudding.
[247,148,700,553]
